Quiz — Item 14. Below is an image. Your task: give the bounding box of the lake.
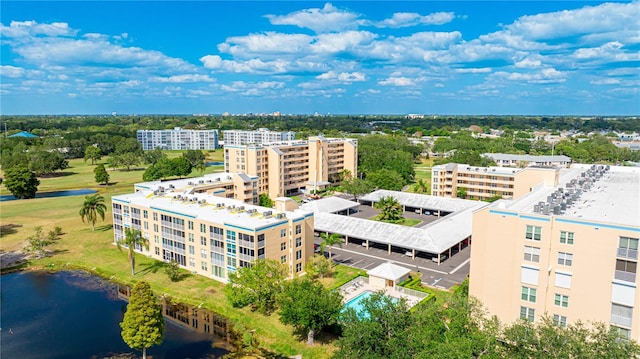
[0,271,231,359]
[0,189,97,202]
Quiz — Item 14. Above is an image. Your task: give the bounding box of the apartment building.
[134,172,260,205]
[112,178,315,283]
[469,164,640,341]
[432,163,559,200]
[483,153,572,168]
[224,136,358,198]
[137,127,219,150]
[222,128,295,146]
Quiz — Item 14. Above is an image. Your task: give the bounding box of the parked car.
[431,254,448,263]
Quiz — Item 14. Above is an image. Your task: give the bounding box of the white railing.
[340,276,369,293]
[396,286,429,299]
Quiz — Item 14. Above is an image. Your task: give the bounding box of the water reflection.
[0,271,234,359]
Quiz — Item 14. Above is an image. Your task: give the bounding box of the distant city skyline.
[1,1,638,115]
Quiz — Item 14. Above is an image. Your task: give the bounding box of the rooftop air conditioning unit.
[188,182,194,185]
[238,206,245,211]
[199,180,204,184]
[216,203,223,208]
[201,199,206,204]
[169,184,175,189]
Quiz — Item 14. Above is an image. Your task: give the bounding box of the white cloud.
[265,3,361,33]
[150,74,216,83]
[312,31,377,54]
[1,20,77,38]
[590,78,620,85]
[201,55,328,74]
[515,58,542,68]
[375,12,455,28]
[494,68,567,84]
[1,65,26,78]
[455,67,492,74]
[218,32,313,58]
[316,70,365,82]
[378,76,415,86]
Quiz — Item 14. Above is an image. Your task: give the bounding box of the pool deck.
[339,277,426,308]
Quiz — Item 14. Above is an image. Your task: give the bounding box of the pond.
[205,162,224,167]
[0,189,97,202]
[0,271,232,359]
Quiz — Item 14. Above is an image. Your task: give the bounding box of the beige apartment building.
[224,136,358,198]
[112,177,315,283]
[469,164,640,341]
[432,163,559,200]
[135,172,260,205]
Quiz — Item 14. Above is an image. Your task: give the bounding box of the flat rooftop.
[113,190,310,231]
[359,190,481,213]
[498,165,639,227]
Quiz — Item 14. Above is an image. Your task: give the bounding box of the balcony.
[610,314,633,328]
[614,270,637,283]
[238,253,255,262]
[617,248,638,260]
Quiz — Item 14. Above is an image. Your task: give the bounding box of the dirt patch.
[0,250,28,270]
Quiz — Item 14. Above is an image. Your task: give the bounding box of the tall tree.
[374,196,403,222]
[84,145,102,165]
[79,194,107,231]
[142,147,166,165]
[4,165,40,199]
[340,177,372,201]
[259,193,274,207]
[224,259,288,315]
[182,149,205,168]
[367,168,405,191]
[277,277,342,345]
[94,164,110,186]
[319,232,343,260]
[412,178,429,194]
[117,228,149,276]
[456,187,468,199]
[171,157,193,178]
[28,149,68,176]
[120,281,165,359]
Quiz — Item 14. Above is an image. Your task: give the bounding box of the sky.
[1,1,639,115]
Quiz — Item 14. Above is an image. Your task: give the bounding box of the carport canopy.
[300,197,359,214]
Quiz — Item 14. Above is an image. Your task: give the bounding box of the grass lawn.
[405,157,433,194]
[368,216,422,227]
[0,152,351,358]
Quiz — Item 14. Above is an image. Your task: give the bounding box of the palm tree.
[319,232,343,260]
[117,228,149,276]
[374,196,403,222]
[413,178,429,193]
[79,194,107,231]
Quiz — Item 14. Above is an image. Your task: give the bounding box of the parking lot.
[315,234,470,290]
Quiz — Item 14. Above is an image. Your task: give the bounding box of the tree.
[120,281,164,359]
[182,149,205,168]
[340,177,372,201]
[304,254,334,279]
[224,259,288,315]
[374,196,403,222]
[117,228,149,276]
[84,145,102,165]
[366,169,405,191]
[277,277,342,345]
[94,164,110,185]
[456,187,468,199]
[4,165,40,199]
[412,178,429,194]
[171,157,193,178]
[165,260,181,282]
[334,291,413,359]
[28,149,68,176]
[25,226,54,258]
[319,232,342,259]
[142,147,166,165]
[259,193,274,207]
[79,194,107,231]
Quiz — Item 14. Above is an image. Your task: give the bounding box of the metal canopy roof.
[359,190,481,213]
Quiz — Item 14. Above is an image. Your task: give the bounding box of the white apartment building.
[137,127,219,150]
[222,128,295,146]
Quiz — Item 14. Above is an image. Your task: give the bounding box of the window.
[226,243,236,256]
[227,257,235,268]
[143,210,148,219]
[153,212,158,221]
[201,236,207,246]
[153,224,159,232]
[281,229,287,237]
[296,263,302,272]
[295,250,302,260]
[520,306,535,322]
[281,255,287,263]
[553,314,567,327]
[524,246,540,263]
[525,225,541,241]
[154,235,159,244]
[144,222,148,230]
[201,261,207,271]
[188,233,194,242]
[212,265,225,278]
[615,260,637,282]
[611,304,633,328]
[612,326,631,340]
[618,236,639,259]
[189,258,195,267]
[200,223,206,233]
[188,221,194,230]
[558,252,573,266]
[281,242,286,251]
[521,286,537,303]
[554,294,569,307]
[201,249,207,259]
[189,245,195,255]
[155,247,160,255]
[295,237,302,248]
[295,224,302,234]
[560,231,574,245]
[226,230,236,241]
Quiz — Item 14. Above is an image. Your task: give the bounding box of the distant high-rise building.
[137,127,219,150]
[222,128,295,146]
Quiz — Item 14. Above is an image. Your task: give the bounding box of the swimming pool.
[343,290,376,314]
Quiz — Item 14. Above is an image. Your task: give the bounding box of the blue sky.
[1,1,639,115]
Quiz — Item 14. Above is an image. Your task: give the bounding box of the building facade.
[483,153,572,168]
[222,128,295,146]
[469,165,640,341]
[137,127,219,150]
[432,164,559,200]
[224,136,358,198]
[112,177,315,283]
